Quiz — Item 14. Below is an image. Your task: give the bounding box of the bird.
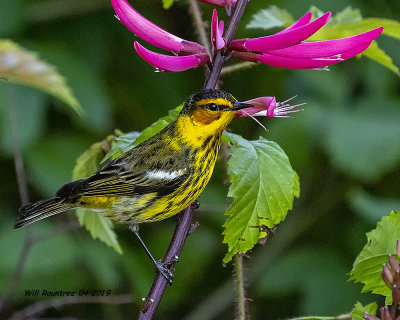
[14,89,253,282]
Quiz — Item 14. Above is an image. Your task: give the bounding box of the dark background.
[1,0,399,318]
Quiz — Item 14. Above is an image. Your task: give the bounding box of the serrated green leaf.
[76,208,122,255]
[222,133,299,263]
[350,302,378,320]
[0,40,82,114]
[349,211,400,304]
[246,6,294,30]
[102,131,141,163]
[104,105,182,161]
[72,141,123,255]
[362,41,400,76]
[162,0,174,9]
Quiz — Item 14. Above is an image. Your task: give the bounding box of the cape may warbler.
[14,89,252,281]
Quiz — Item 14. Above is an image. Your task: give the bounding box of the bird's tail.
[14,197,72,228]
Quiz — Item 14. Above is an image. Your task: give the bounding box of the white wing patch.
[146,169,186,181]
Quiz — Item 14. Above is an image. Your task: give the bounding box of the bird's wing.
[77,156,189,197]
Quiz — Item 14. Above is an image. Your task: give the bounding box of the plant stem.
[189,0,211,57]
[137,206,194,320]
[138,1,250,318]
[221,61,255,76]
[0,84,34,318]
[234,254,247,320]
[204,0,249,89]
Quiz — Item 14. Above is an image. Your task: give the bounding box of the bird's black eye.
[207,103,218,111]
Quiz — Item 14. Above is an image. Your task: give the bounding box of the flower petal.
[255,41,372,69]
[112,0,206,54]
[235,96,304,118]
[211,9,226,51]
[134,42,209,72]
[229,12,331,52]
[275,12,312,34]
[238,97,276,117]
[268,27,383,59]
[198,0,237,6]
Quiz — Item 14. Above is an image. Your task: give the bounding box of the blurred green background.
[1,0,399,319]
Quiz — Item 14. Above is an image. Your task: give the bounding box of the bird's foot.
[192,199,200,209]
[155,259,177,285]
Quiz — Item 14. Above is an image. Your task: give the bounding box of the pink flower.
[211,9,226,51]
[111,0,383,72]
[198,0,237,7]
[230,12,383,69]
[111,0,206,55]
[235,96,304,118]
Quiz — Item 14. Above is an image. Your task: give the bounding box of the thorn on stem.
[141,297,154,313]
[188,221,200,234]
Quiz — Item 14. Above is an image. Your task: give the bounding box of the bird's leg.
[128,225,174,285]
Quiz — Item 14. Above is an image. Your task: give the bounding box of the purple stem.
[204,0,249,89]
[137,1,249,319]
[137,206,194,319]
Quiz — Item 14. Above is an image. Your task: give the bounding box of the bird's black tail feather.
[14,198,72,228]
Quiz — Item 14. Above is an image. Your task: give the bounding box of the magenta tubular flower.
[111,0,206,55]
[230,12,332,52]
[112,1,383,72]
[229,10,383,70]
[198,0,237,7]
[235,96,304,118]
[211,10,226,51]
[134,42,209,72]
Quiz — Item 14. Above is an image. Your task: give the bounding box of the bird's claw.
[155,261,174,285]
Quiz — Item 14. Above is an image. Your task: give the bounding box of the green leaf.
[162,0,174,9]
[246,6,294,30]
[349,211,400,304]
[72,140,123,255]
[104,105,182,161]
[222,133,299,263]
[0,40,82,115]
[350,302,378,320]
[362,41,400,76]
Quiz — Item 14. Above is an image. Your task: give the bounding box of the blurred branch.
[188,0,211,57]
[138,206,194,319]
[7,294,133,320]
[0,84,34,317]
[221,62,255,76]
[234,254,247,320]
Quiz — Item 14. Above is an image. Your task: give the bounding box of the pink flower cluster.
[111,0,382,72]
[111,0,383,118]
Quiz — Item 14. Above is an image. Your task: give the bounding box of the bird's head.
[175,89,253,147]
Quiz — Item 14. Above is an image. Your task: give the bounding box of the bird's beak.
[231,101,254,111]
